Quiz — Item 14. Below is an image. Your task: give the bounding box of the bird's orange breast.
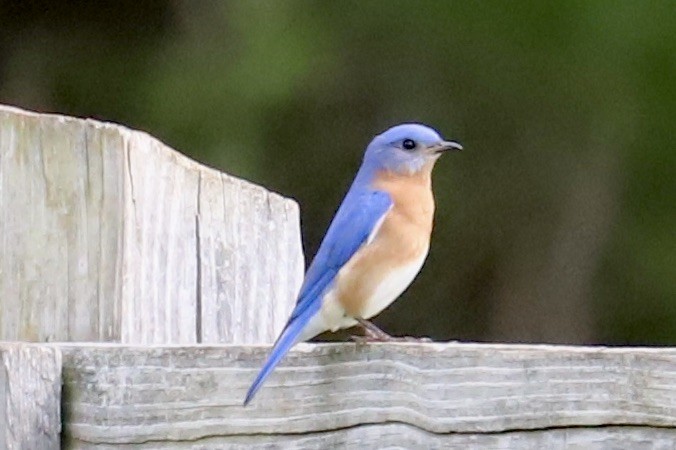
[334,162,436,318]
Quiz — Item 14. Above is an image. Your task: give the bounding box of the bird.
[244,123,462,405]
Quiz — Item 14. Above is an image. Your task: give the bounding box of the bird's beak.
[429,140,463,154]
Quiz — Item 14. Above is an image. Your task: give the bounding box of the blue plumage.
[244,123,461,405]
[243,187,392,405]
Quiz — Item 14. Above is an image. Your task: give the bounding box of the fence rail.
[3,341,676,449]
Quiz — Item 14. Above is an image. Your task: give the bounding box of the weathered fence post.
[0,343,61,450]
[0,104,304,345]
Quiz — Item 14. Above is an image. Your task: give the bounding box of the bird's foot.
[350,333,433,344]
[350,334,370,346]
[353,318,433,343]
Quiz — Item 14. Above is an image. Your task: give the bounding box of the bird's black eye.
[402,139,416,150]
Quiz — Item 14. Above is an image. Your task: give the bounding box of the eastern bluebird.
[244,123,462,405]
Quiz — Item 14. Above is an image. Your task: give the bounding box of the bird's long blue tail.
[243,306,315,406]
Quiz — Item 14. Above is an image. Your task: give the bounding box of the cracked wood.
[58,342,676,447]
[0,343,62,450]
[0,104,304,345]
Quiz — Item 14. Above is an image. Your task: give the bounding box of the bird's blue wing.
[289,189,393,321]
[243,189,392,405]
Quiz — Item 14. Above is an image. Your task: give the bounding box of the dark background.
[1,1,674,345]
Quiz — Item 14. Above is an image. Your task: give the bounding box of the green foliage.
[1,0,673,344]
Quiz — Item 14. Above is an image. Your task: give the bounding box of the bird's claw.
[350,334,370,346]
[350,333,433,344]
[353,317,433,343]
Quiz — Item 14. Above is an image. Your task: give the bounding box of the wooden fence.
[0,104,303,345]
[1,105,675,449]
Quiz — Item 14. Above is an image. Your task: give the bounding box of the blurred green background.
[1,1,674,345]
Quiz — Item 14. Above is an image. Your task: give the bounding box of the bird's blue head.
[362,123,462,175]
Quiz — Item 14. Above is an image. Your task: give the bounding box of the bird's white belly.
[316,250,428,333]
[359,250,428,319]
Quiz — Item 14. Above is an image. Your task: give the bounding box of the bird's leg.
[356,318,393,340]
[351,317,433,343]
[350,318,388,344]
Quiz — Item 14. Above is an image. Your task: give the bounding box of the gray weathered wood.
[0,342,61,450]
[58,342,676,447]
[58,426,676,450]
[0,104,304,345]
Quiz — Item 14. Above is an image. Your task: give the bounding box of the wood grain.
[58,342,676,447]
[0,104,304,345]
[0,343,61,450]
[60,426,676,450]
